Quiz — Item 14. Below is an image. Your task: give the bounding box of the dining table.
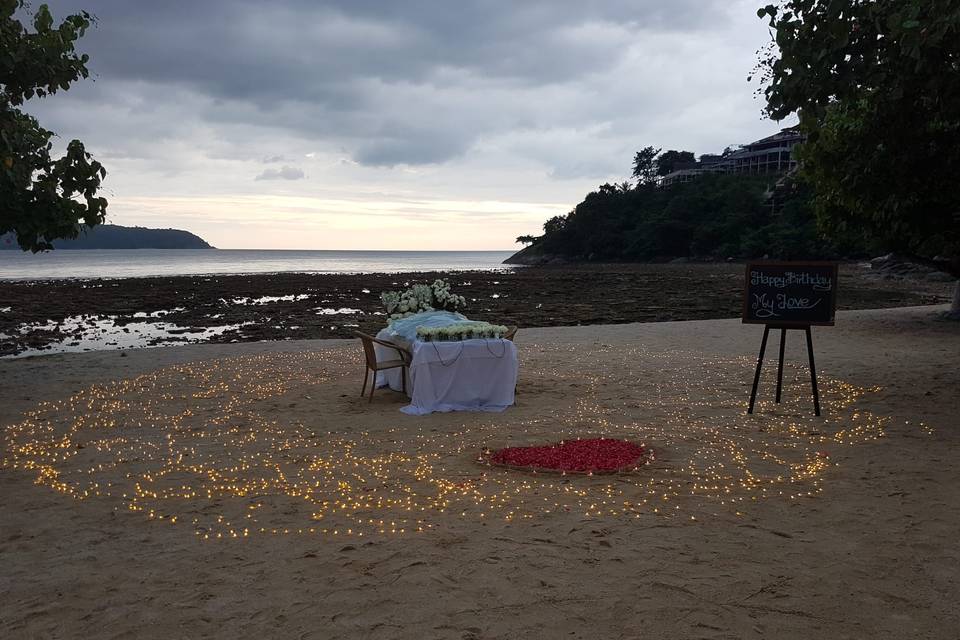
[373,311,518,415]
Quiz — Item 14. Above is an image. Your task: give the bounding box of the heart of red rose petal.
[488,438,647,473]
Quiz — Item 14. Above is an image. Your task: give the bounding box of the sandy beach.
[1,305,958,639]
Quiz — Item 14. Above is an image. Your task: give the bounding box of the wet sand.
[1,262,952,356]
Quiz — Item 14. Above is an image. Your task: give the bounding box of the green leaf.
[34,5,53,31]
[1,1,108,252]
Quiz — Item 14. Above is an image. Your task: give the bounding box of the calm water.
[0,249,517,280]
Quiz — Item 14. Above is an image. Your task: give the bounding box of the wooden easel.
[747,324,821,416]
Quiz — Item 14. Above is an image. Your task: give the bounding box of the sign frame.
[741,261,839,327]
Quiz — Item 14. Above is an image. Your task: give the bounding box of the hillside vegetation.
[510,175,869,264]
[0,224,212,250]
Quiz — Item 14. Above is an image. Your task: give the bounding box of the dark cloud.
[33,0,748,168]
[254,166,305,181]
[54,1,721,90]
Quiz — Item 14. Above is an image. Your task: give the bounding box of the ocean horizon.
[0,248,518,280]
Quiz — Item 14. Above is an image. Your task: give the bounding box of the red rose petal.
[487,438,649,474]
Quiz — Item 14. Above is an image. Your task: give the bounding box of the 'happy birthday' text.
[750,270,832,291]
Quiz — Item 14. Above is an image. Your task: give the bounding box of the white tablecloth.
[374,331,518,415]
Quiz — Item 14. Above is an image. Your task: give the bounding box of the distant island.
[0,225,213,250]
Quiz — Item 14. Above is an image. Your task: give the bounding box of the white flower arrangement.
[416,322,508,342]
[381,279,467,321]
[429,279,466,311]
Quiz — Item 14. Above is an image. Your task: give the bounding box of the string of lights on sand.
[2,343,929,540]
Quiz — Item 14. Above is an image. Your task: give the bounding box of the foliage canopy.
[630,146,660,187]
[755,0,960,276]
[1,0,107,252]
[523,172,862,262]
[655,150,696,176]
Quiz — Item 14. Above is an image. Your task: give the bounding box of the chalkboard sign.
[742,262,838,326]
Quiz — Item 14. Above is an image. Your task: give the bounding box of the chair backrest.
[353,331,379,368]
[504,325,518,341]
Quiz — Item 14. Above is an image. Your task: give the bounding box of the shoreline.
[0,248,517,281]
[1,263,953,358]
[0,266,520,283]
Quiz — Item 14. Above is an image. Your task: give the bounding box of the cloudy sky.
[25,0,788,250]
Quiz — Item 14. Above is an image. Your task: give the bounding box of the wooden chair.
[353,331,412,402]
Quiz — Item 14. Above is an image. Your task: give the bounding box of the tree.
[755,0,960,314]
[543,215,567,235]
[656,150,696,176]
[631,146,660,186]
[1,1,107,252]
[515,235,538,245]
[597,182,619,196]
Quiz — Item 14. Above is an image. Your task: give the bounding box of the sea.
[0,249,517,280]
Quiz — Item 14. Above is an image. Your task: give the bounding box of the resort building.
[659,127,804,187]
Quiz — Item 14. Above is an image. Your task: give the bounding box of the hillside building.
[659,127,804,187]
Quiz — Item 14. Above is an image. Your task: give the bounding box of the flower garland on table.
[380,279,467,321]
[416,322,508,342]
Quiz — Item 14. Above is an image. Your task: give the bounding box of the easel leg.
[775,328,786,403]
[805,326,821,416]
[748,326,770,414]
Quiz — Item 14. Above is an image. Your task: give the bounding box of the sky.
[23,0,789,250]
